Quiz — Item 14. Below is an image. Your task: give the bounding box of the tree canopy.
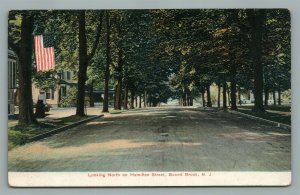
[8,9,291,124]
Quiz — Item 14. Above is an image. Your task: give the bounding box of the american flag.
[34,34,55,72]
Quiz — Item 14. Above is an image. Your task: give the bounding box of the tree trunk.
[88,80,94,107]
[113,84,117,108]
[76,11,103,115]
[182,92,187,106]
[186,92,190,106]
[75,11,89,116]
[201,89,206,107]
[247,9,265,112]
[227,88,231,106]
[238,86,241,105]
[273,90,277,106]
[217,82,221,108]
[135,96,138,108]
[206,84,212,107]
[144,91,147,107]
[185,93,188,106]
[124,85,128,109]
[139,95,142,108]
[130,89,135,109]
[278,88,281,105]
[114,82,122,110]
[223,82,227,110]
[186,93,189,106]
[102,11,111,113]
[264,87,269,106]
[18,13,37,125]
[230,65,238,110]
[187,89,193,106]
[114,19,123,110]
[190,95,193,106]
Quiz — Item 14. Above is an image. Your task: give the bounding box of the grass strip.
[237,109,290,126]
[8,115,93,150]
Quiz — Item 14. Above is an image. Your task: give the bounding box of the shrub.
[60,87,78,107]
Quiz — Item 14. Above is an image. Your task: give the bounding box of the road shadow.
[36,107,290,150]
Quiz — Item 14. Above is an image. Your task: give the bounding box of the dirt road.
[8,107,291,172]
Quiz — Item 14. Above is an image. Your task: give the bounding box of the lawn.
[240,105,291,112]
[238,105,291,126]
[8,115,93,150]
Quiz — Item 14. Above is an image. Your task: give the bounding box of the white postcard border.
[8,171,291,187]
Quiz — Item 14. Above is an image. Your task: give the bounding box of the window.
[52,89,55,99]
[12,62,16,88]
[8,61,11,88]
[60,71,65,79]
[61,86,66,97]
[46,90,51,99]
[67,71,71,80]
[46,88,54,100]
[8,60,17,89]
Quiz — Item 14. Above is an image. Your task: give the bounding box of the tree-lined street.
[8,107,290,172]
[8,9,291,174]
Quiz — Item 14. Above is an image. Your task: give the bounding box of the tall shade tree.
[76,11,103,116]
[9,11,37,125]
[102,11,111,112]
[76,11,89,116]
[247,9,266,112]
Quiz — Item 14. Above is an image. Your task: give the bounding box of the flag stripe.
[34,35,55,72]
[34,36,41,71]
[34,36,40,71]
[41,36,45,71]
[50,48,55,69]
[42,36,46,71]
[38,36,42,71]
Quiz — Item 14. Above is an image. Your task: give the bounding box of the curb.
[229,110,291,130]
[28,114,104,142]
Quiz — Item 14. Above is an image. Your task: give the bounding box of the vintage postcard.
[8,9,291,187]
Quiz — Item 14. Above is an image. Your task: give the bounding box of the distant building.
[32,70,77,107]
[32,70,117,108]
[8,49,18,115]
[86,89,116,105]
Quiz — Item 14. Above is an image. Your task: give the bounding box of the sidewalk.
[45,107,103,119]
[8,106,106,127]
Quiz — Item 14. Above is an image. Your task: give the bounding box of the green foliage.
[263,10,291,92]
[33,70,58,90]
[282,89,291,104]
[60,87,78,107]
[87,43,106,88]
[8,9,291,109]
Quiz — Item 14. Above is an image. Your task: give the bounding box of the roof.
[58,80,77,85]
